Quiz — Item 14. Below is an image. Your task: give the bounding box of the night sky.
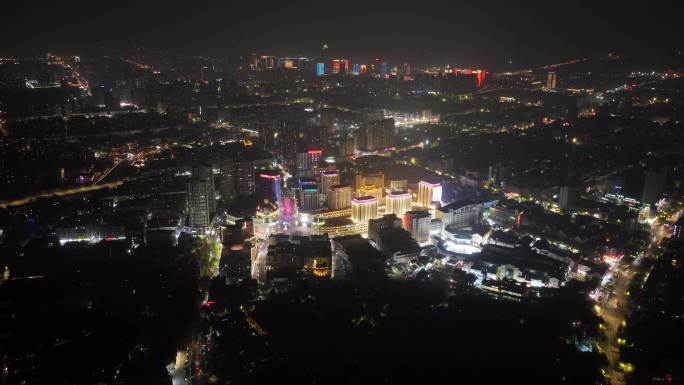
[1,0,681,67]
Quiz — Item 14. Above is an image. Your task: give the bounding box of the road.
[598,221,665,385]
[0,181,123,208]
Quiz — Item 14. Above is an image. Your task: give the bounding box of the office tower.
[320,171,340,194]
[380,62,388,77]
[546,72,557,90]
[343,59,350,74]
[403,211,431,243]
[385,191,412,217]
[236,160,255,196]
[299,178,320,212]
[389,179,407,192]
[352,63,360,75]
[256,170,281,203]
[357,184,383,202]
[187,179,211,228]
[316,62,325,76]
[296,148,323,178]
[328,185,352,210]
[360,64,368,74]
[332,59,341,74]
[192,164,216,216]
[418,180,442,208]
[642,170,666,204]
[352,196,378,223]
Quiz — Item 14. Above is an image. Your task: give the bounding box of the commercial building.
[488,200,524,229]
[299,178,321,212]
[320,171,340,194]
[403,210,431,244]
[436,200,483,230]
[672,217,684,239]
[385,191,412,217]
[328,185,352,210]
[389,179,407,192]
[417,180,442,208]
[351,196,378,223]
[256,169,281,203]
[357,184,383,202]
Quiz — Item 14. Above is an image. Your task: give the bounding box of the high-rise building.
[354,118,394,152]
[352,196,378,223]
[546,72,557,90]
[316,62,325,76]
[357,184,383,202]
[192,164,216,216]
[642,170,666,204]
[280,191,298,221]
[256,170,281,203]
[332,59,341,74]
[385,191,412,217]
[329,185,352,210]
[219,159,237,204]
[187,179,212,228]
[403,211,432,244]
[351,63,360,75]
[236,161,255,196]
[296,148,323,177]
[418,180,442,208]
[299,178,321,212]
[320,171,340,194]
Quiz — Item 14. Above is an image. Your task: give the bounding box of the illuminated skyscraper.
[352,63,360,75]
[329,185,352,210]
[320,171,340,194]
[236,160,255,196]
[316,62,325,76]
[352,196,378,223]
[403,210,431,244]
[296,148,323,178]
[256,170,281,203]
[418,180,442,208]
[546,72,557,90]
[332,59,341,74]
[385,191,412,217]
[187,180,211,228]
[192,164,216,215]
[299,178,321,212]
[380,62,388,77]
[188,164,215,228]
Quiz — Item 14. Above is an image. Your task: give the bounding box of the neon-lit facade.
[351,196,378,223]
[385,191,412,217]
[418,180,442,208]
[316,62,325,76]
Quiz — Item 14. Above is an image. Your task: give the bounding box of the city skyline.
[1,1,683,68]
